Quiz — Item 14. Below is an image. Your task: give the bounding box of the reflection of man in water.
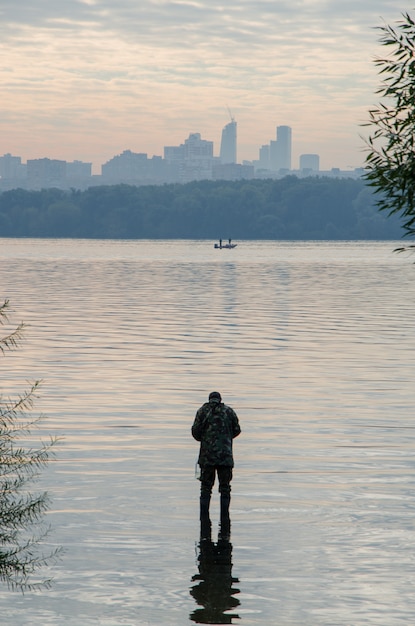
[192,392,241,535]
[190,534,240,624]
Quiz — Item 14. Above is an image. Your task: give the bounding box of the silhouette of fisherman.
[192,392,241,538]
[190,532,240,624]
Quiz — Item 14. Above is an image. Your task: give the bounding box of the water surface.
[1,239,415,625]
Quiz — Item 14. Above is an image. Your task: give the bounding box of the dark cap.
[209,391,222,403]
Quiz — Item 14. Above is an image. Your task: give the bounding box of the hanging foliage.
[364,12,415,239]
[0,300,61,591]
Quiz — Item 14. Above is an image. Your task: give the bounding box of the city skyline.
[1,121,297,172]
[1,121,363,189]
[2,117,366,192]
[2,2,402,173]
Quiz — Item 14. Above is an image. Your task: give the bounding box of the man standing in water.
[192,392,241,535]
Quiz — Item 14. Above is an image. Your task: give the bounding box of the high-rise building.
[101,150,149,182]
[164,133,214,182]
[101,150,168,184]
[27,158,66,189]
[0,153,26,189]
[183,133,213,161]
[67,160,92,179]
[0,153,23,179]
[300,154,320,172]
[220,119,237,164]
[66,160,92,189]
[258,145,270,170]
[270,125,292,171]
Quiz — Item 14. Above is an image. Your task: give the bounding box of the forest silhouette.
[0,176,404,240]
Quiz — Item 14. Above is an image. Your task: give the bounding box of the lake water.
[1,238,415,625]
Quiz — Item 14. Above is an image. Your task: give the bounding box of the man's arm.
[230,408,241,438]
[191,407,205,441]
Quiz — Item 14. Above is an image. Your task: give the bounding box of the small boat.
[214,239,237,249]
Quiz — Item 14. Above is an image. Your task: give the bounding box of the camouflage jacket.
[192,401,241,467]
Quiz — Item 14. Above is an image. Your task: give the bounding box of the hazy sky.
[1,1,405,172]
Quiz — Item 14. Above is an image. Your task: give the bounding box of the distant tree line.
[0,176,405,240]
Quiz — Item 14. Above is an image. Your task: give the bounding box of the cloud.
[0,0,405,169]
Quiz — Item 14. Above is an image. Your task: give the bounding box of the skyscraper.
[270,125,292,171]
[258,144,270,170]
[220,119,237,164]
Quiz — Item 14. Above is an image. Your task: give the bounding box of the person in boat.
[192,392,241,535]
